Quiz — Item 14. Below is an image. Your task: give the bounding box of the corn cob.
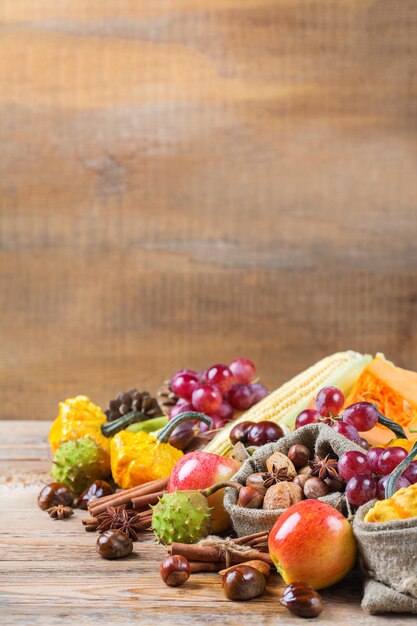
[204,351,372,457]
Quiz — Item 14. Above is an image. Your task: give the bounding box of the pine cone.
[105,389,161,422]
[157,381,179,414]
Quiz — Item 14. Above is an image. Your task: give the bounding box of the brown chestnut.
[237,485,265,509]
[303,477,329,499]
[230,421,256,445]
[247,422,284,446]
[168,421,196,451]
[325,476,345,493]
[160,555,191,587]
[96,529,133,559]
[222,564,266,601]
[287,444,311,469]
[246,472,266,489]
[280,581,323,617]
[77,480,113,510]
[37,483,74,510]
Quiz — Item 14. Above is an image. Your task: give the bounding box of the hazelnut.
[287,444,311,469]
[280,582,324,618]
[298,465,313,476]
[265,452,297,480]
[160,555,191,587]
[222,565,266,600]
[263,482,303,510]
[303,477,329,499]
[96,529,133,559]
[293,474,310,489]
[237,486,265,509]
[37,483,74,510]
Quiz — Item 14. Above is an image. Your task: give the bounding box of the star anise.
[309,454,339,480]
[96,505,145,541]
[262,464,293,488]
[46,504,74,520]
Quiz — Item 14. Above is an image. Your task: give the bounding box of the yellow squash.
[49,395,109,454]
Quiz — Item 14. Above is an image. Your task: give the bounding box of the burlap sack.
[224,423,362,536]
[353,500,417,614]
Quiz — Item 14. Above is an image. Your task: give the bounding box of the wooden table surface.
[0,421,414,625]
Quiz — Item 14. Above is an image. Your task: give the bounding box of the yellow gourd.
[110,412,212,489]
[365,483,417,522]
[48,395,109,454]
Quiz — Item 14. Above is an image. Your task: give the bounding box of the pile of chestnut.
[160,555,323,617]
[237,445,342,511]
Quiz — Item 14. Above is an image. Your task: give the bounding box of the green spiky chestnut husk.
[51,437,110,494]
[152,491,211,545]
[151,481,242,545]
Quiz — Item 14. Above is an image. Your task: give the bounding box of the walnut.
[263,482,304,510]
[265,451,297,480]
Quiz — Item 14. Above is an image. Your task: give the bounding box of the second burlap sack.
[353,501,417,614]
[224,423,362,536]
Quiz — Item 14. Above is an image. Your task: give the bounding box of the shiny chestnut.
[230,421,256,445]
[77,480,113,510]
[247,422,284,446]
[37,483,74,510]
[160,555,191,587]
[168,422,195,451]
[280,582,323,618]
[287,444,311,469]
[96,529,133,559]
[237,486,265,509]
[222,564,266,601]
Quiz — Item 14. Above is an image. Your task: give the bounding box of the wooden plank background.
[1,1,417,421]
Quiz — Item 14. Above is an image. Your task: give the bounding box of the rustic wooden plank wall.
[1,1,417,420]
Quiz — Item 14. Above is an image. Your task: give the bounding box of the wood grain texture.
[0,421,415,625]
[1,1,417,420]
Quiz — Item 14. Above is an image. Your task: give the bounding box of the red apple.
[268,500,357,590]
[167,451,241,533]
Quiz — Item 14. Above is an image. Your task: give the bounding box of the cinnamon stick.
[132,491,163,510]
[84,524,99,532]
[168,542,273,566]
[82,516,98,527]
[189,561,223,573]
[88,478,168,516]
[233,530,269,544]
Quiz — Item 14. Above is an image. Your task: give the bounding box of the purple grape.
[332,421,360,444]
[338,451,371,482]
[346,473,377,507]
[377,474,410,499]
[402,460,417,485]
[366,447,385,474]
[342,402,378,432]
[378,447,408,476]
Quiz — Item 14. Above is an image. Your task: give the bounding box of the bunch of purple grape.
[295,385,416,506]
[295,386,381,449]
[338,446,416,506]
[168,358,268,431]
